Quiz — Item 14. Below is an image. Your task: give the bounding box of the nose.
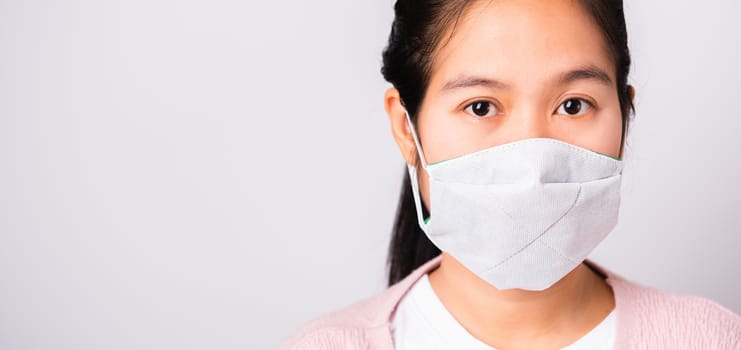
[497,106,556,144]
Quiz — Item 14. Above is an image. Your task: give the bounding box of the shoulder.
[604,268,741,348]
[276,289,392,350]
[278,256,443,350]
[610,271,741,327]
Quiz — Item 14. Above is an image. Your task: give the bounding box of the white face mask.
[404,111,624,291]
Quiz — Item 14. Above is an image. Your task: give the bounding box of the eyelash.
[555,97,595,117]
[463,97,596,118]
[463,100,501,118]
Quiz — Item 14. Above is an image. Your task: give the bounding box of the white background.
[1,0,740,349]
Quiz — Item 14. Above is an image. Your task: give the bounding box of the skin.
[384,0,636,349]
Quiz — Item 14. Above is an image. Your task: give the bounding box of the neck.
[427,252,615,349]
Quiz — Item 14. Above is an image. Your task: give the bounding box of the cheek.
[418,110,485,164]
[585,112,624,158]
[558,108,624,158]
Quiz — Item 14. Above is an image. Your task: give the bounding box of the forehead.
[429,0,614,91]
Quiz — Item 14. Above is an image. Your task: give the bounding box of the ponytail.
[386,169,440,286]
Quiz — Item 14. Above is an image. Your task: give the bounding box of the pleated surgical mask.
[404,111,624,290]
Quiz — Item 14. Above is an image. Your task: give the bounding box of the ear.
[618,84,637,159]
[384,87,418,166]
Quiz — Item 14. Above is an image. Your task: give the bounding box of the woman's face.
[387,0,629,211]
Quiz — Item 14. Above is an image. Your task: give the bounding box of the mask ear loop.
[404,111,428,168]
[404,110,433,231]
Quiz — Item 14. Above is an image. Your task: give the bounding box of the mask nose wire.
[404,110,429,168]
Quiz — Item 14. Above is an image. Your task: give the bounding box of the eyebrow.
[440,64,614,93]
[558,65,613,87]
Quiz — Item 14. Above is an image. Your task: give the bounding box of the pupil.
[564,99,581,114]
[473,102,490,116]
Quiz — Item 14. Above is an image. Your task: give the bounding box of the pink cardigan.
[280,255,741,349]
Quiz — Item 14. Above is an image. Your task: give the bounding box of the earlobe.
[384,87,417,166]
[628,85,636,104]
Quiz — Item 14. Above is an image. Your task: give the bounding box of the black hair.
[380,0,636,286]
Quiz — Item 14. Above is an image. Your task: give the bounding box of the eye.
[556,98,593,116]
[464,100,499,118]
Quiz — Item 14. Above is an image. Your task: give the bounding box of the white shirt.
[391,274,616,350]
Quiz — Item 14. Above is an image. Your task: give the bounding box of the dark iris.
[471,101,491,116]
[563,98,582,115]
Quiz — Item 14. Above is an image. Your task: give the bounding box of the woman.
[281,0,741,349]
